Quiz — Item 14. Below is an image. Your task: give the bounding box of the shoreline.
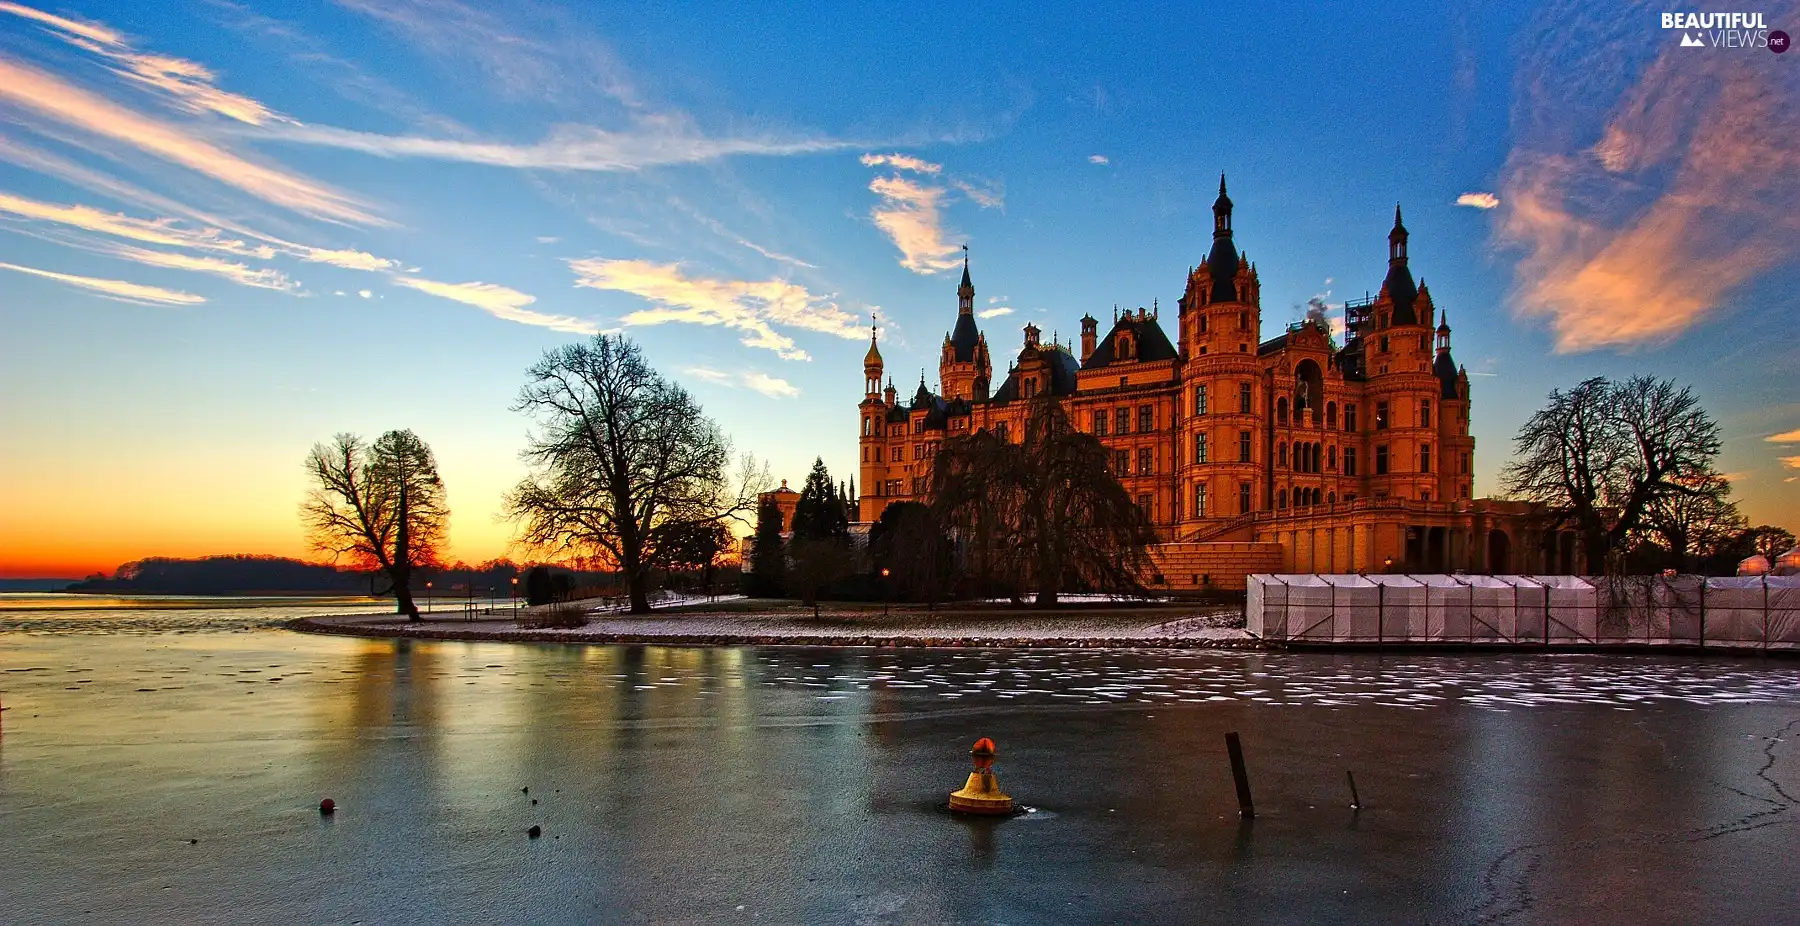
[288,611,1800,656]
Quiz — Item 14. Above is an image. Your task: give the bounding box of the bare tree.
[505,335,766,613]
[1502,375,1723,572]
[1639,470,1745,571]
[932,397,1158,606]
[303,430,447,619]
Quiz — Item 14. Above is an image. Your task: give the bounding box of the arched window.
[1328,446,1337,470]
[1279,443,1288,467]
[1277,397,1289,425]
[1328,491,1337,505]
[1326,402,1338,429]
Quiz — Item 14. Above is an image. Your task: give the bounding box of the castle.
[853,178,1569,588]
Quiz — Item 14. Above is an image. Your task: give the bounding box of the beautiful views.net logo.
[1661,12,1789,51]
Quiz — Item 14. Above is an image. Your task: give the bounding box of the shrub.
[519,602,590,629]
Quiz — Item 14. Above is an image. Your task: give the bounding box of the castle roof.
[949,313,981,362]
[1081,314,1179,370]
[989,346,1082,403]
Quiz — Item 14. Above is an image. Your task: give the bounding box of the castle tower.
[1176,174,1265,531]
[1364,204,1444,503]
[1079,313,1098,363]
[939,252,992,401]
[1433,315,1476,503]
[857,324,889,522]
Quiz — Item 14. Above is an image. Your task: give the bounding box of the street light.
[425,581,432,614]
[511,576,519,618]
[881,568,891,617]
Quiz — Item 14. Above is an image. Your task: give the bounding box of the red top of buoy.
[971,737,996,756]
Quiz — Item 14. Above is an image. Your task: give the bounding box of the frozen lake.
[2,598,1798,923]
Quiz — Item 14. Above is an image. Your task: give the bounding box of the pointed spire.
[1207,170,1239,301]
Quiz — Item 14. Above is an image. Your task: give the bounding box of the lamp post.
[425,581,432,614]
[881,568,891,617]
[511,576,519,618]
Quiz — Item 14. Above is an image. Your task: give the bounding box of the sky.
[1,0,1796,578]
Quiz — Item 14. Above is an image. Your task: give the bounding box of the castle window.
[1328,446,1338,471]
[915,443,924,460]
[1113,449,1129,476]
[1194,432,1208,464]
[1093,411,1108,436]
[1327,402,1338,429]
[1193,385,1207,415]
[862,447,869,462]
[1200,315,1209,333]
[1380,335,1390,353]
[1138,405,1154,432]
[1024,377,1037,398]
[1461,452,1471,474]
[1239,482,1252,514]
[1420,400,1432,428]
[863,418,872,436]
[913,476,927,495]
[1199,346,1208,355]
[1420,443,1432,474]
[1137,494,1152,516]
[875,446,883,462]
[1328,491,1337,504]
[1375,402,1389,429]
[896,446,905,461]
[1346,404,1358,431]
[1278,488,1287,508]
[1345,447,1358,476]
[1421,490,1431,502]
[1238,311,1247,330]
[1137,447,1153,476]
[1238,382,1252,413]
[1278,443,1288,468]
[996,423,1009,442]
[1194,483,1208,517]
[1238,430,1252,463]
[1115,407,1131,434]
[1376,444,1389,475]
[1277,397,1289,425]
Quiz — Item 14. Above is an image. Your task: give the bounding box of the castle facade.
[853,179,1568,589]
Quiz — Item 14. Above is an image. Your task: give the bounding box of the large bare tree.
[932,397,1158,605]
[505,335,765,613]
[1502,375,1723,572]
[303,430,447,619]
[1639,470,1745,571]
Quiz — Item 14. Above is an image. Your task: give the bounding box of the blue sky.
[1,0,1796,574]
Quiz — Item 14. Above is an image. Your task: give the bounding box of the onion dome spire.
[1206,173,1239,302]
[1384,202,1419,325]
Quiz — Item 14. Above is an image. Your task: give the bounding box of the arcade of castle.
[846,179,1565,590]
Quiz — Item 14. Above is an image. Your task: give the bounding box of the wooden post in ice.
[1225,732,1253,819]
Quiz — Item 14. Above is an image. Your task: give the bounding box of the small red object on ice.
[319,798,336,814]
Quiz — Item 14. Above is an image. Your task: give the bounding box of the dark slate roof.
[949,313,981,362]
[910,380,934,409]
[885,405,910,423]
[1257,333,1288,356]
[1080,315,1179,370]
[988,347,1083,403]
[1434,350,1460,398]
[1385,262,1419,325]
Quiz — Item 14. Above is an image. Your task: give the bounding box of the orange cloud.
[0,56,380,224]
[0,259,204,304]
[867,174,962,274]
[1496,14,1799,353]
[860,152,941,174]
[1766,429,1800,444]
[0,190,273,257]
[1455,192,1499,209]
[93,242,296,291]
[568,258,863,361]
[393,276,600,334]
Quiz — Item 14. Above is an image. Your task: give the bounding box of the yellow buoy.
[949,737,1014,815]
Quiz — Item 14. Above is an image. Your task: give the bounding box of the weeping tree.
[302,430,447,620]
[1502,375,1723,573]
[932,397,1158,606]
[505,335,766,613]
[869,501,954,606]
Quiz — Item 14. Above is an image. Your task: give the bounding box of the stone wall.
[1148,541,1285,591]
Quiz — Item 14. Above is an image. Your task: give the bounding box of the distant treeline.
[63,555,622,597]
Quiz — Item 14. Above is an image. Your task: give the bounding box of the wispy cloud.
[0,190,273,257]
[1765,429,1800,444]
[568,258,862,360]
[977,307,1014,319]
[952,177,1005,209]
[94,242,295,291]
[535,235,560,244]
[393,276,599,334]
[0,56,381,225]
[682,366,730,384]
[1494,6,1800,352]
[1455,192,1499,209]
[255,118,862,173]
[1088,154,1109,165]
[358,289,372,298]
[300,247,395,271]
[1,1,287,125]
[1781,456,1800,471]
[859,152,940,174]
[0,259,204,305]
[742,371,799,398]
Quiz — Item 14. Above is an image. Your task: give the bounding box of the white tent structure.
[1247,574,1799,649]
